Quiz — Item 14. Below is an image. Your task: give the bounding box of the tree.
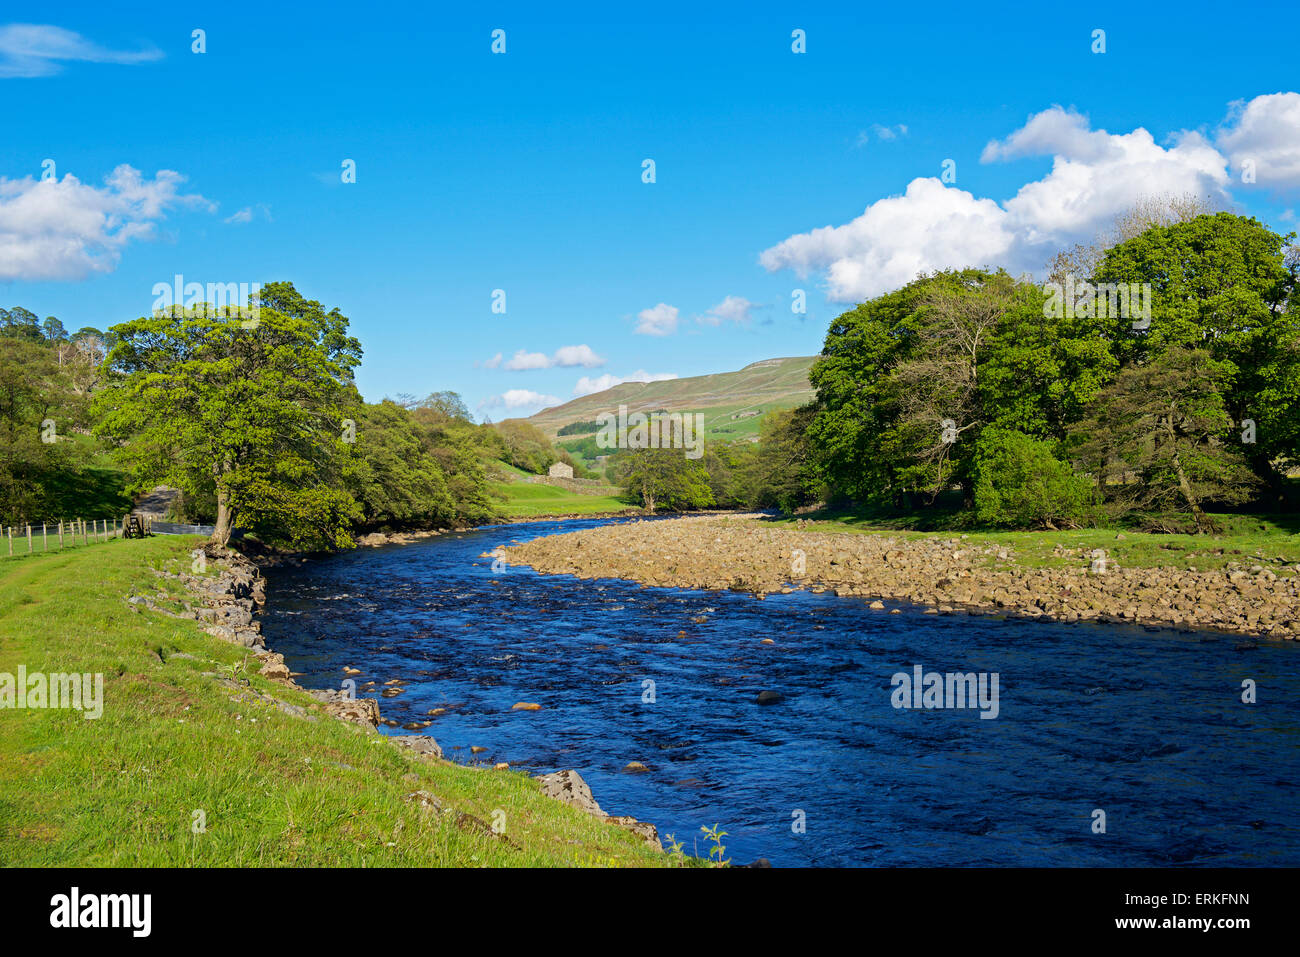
[41,317,67,342]
[0,338,80,524]
[344,399,455,529]
[1046,192,1220,284]
[95,282,363,548]
[742,404,822,512]
[1092,212,1299,491]
[0,307,43,342]
[1070,348,1259,532]
[972,428,1092,529]
[612,447,714,512]
[808,268,1114,508]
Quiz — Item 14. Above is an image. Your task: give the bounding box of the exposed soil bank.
[501,514,1300,640]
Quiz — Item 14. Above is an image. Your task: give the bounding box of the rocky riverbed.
[499,515,1300,640]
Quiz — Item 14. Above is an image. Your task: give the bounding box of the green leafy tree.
[972,427,1093,529]
[1070,347,1259,532]
[808,269,1114,508]
[344,399,456,529]
[95,282,363,548]
[612,447,714,512]
[0,338,81,524]
[0,307,43,342]
[1093,212,1299,489]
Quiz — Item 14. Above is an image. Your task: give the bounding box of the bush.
[973,428,1092,528]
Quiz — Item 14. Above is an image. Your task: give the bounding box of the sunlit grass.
[0,537,672,867]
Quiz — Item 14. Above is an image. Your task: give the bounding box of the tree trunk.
[213,481,233,546]
[1171,451,1211,534]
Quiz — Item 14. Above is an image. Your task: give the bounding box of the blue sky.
[2,1,1297,417]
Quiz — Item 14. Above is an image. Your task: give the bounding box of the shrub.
[973,427,1092,528]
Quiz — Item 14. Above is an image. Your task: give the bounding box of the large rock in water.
[536,769,604,816]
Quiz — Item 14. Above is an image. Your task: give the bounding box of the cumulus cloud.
[478,389,562,413]
[0,24,162,78]
[572,369,678,397]
[495,344,605,371]
[1216,92,1300,191]
[634,303,679,336]
[760,178,1017,300]
[0,165,213,281]
[761,104,1238,302]
[697,295,756,326]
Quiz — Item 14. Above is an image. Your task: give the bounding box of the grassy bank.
[491,480,636,518]
[0,536,670,866]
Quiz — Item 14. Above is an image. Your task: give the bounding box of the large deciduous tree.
[1069,347,1259,532]
[95,282,363,548]
[1092,213,1299,491]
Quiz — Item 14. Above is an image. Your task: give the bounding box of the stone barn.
[548,461,574,479]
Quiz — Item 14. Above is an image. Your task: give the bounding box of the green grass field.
[491,481,635,518]
[0,536,673,866]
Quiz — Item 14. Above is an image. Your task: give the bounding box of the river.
[260,516,1300,866]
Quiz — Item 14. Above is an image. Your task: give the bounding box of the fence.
[1,518,126,558]
[0,515,246,559]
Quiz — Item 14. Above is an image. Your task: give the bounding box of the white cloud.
[697,295,756,326]
[502,350,550,371]
[224,203,271,225]
[634,302,679,336]
[855,124,908,147]
[760,177,1016,301]
[0,165,213,281]
[479,389,562,413]
[551,344,605,367]
[762,104,1235,302]
[1216,92,1300,191]
[0,24,162,78]
[572,370,678,396]
[498,344,605,371]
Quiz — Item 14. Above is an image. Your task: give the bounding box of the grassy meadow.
[0,535,673,867]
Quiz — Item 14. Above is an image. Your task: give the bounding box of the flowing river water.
[261,516,1300,867]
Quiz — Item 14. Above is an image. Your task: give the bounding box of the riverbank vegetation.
[0,535,671,866]
[606,205,1298,534]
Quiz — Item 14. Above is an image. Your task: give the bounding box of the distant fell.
[521,356,816,441]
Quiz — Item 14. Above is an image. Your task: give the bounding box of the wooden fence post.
[42,523,47,552]
[27,525,33,554]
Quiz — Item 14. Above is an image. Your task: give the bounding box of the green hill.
[520,356,816,445]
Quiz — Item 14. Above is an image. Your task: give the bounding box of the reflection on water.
[261,517,1300,867]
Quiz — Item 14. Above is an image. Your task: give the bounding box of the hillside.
[521,356,817,443]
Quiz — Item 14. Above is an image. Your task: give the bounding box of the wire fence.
[1,515,240,559]
[1,517,128,559]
